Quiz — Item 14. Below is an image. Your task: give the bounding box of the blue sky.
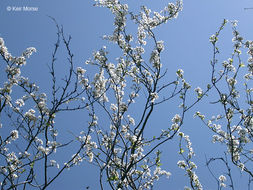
[1,0,253,189]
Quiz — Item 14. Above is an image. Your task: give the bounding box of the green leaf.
[239,63,245,67]
[30,161,35,169]
[179,148,184,154]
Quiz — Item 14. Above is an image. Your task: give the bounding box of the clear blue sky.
[1,0,253,189]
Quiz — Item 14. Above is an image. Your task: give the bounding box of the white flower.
[150,92,159,103]
[10,130,19,141]
[128,115,135,125]
[131,135,138,143]
[22,47,36,58]
[177,160,186,169]
[194,87,203,97]
[0,37,4,46]
[15,56,26,65]
[172,114,181,123]
[50,160,60,168]
[24,109,36,121]
[110,103,118,111]
[231,20,238,27]
[209,34,218,43]
[38,146,50,155]
[15,99,25,107]
[238,163,244,171]
[227,77,237,86]
[156,41,164,52]
[77,67,86,75]
[72,153,83,165]
[87,152,94,162]
[80,77,89,88]
[92,69,108,101]
[176,69,184,78]
[35,137,43,145]
[219,175,226,182]
[150,50,161,69]
[220,183,226,188]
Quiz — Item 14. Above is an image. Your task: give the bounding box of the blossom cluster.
[177,132,202,190]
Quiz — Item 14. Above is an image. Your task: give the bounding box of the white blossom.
[172,114,181,123]
[10,130,19,141]
[50,160,60,169]
[219,175,226,182]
